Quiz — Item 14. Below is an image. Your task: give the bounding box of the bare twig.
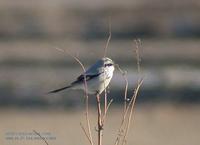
[96,94,103,145]
[80,123,93,144]
[133,39,142,78]
[54,47,94,145]
[116,64,129,114]
[103,18,112,118]
[114,39,143,145]
[114,64,129,145]
[121,39,143,145]
[104,18,112,58]
[121,79,143,145]
[33,130,49,145]
[102,99,113,124]
[104,83,108,121]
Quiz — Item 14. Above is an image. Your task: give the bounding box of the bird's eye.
[105,63,113,67]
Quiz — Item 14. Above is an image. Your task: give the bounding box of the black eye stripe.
[105,63,113,67]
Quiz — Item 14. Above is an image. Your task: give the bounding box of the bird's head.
[102,57,115,72]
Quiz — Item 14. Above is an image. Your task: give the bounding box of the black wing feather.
[72,73,102,84]
[48,72,102,94]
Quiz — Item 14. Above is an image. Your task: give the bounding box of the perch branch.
[96,94,103,145]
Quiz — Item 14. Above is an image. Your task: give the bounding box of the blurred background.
[0,0,200,145]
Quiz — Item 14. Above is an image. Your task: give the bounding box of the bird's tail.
[48,85,71,94]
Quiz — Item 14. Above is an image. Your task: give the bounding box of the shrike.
[49,57,115,95]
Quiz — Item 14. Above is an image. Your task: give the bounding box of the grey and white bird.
[48,57,115,95]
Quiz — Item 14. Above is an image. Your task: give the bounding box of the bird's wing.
[72,59,104,84]
[72,72,102,85]
[85,59,104,74]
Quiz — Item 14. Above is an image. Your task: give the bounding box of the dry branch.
[96,94,103,145]
[104,18,112,58]
[54,47,94,145]
[114,39,143,145]
[103,19,112,119]
[33,130,49,145]
[121,79,143,145]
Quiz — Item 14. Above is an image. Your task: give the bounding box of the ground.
[0,104,199,145]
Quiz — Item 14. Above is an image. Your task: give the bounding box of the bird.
[48,57,115,95]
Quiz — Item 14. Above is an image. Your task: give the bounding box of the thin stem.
[33,130,49,145]
[96,94,103,145]
[133,39,142,80]
[54,47,94,145]
[121,79,143,145]
[104,80,107,119]
[102,99,113,124]
[80,123,93,144]
[116,64,128,114]
[104,18,112,58]
[114,64,129,145]
[121,39,143,145]
[114,39,143,145]
[103,18,112,118]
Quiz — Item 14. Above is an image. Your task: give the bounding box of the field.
[0,105,200,145]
